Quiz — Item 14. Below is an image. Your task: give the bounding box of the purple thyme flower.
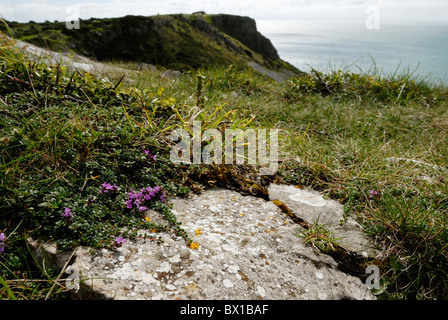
[125,186,166,211]
[369,190,379,198]
[144,150,157,161]
[138,206,147,212]
[114,236,126,247]
[0,233,5,253]
[61,207,73,220]
[99,182,118,194]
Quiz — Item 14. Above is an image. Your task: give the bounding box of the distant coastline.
[257,19,448,85]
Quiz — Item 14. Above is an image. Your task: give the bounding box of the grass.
[293,214,344,254]
[1,29,448,299]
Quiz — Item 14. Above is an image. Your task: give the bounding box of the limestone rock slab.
[68,188,375,300]
[268,184,376,257]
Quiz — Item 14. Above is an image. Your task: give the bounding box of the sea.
[256,19,448,85]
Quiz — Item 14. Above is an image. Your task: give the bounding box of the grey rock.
[161,70,182,80]
[268,184,378,258]
[27,237,74,271]
[137,63,157,73]
[30,187,376,300]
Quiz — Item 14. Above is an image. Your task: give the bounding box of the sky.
[1,0,448,24]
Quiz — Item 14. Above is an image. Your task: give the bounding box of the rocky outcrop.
[29,185,380,300]
[189,16,241,54]
[211,14,280,60]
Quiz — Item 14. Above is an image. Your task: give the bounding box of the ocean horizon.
[257,19,448,85]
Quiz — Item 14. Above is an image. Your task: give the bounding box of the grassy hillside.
[1,22,448,300]
[0,14,300,74]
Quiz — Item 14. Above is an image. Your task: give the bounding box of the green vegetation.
[293,215,344,254]
[1,22,448,300]
[0,14,298,73]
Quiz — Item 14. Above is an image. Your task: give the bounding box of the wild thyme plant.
[0,47,195,258]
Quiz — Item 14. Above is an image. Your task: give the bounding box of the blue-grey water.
[257,20,448,85]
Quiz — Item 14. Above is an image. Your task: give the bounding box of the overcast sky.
[1,0,448,23]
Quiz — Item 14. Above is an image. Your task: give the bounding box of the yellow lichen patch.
[142,216,151,225]
[189,242,200,250]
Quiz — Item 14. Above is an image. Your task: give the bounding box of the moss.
[272,199,309,227]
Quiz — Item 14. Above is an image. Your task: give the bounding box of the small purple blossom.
[125,186,165,211]
[99,182,118,194]
[61,207,73,220]
[114,236,126,247]
[369,190,380,199]
[0,233,5,253]
[144,150,157,161]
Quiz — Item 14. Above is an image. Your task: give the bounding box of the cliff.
[211,14,280,60]
[1,13,300,76]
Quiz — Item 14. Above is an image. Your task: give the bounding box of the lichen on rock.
[38,187,377,300]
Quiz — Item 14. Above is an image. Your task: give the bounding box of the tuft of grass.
[284,68,439,106]
[293,215,344,254]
